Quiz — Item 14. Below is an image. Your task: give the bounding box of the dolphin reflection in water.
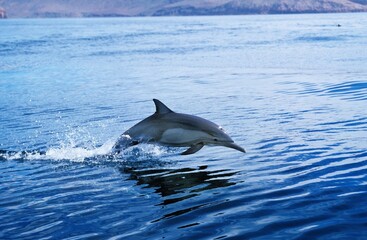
[112,99,246,155]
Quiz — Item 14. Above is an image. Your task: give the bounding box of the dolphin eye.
[214,138,218,142]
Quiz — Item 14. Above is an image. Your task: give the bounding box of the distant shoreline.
[1,11,366,19]
[1,0,367,19]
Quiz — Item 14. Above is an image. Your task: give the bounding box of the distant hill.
[1,0,367,18]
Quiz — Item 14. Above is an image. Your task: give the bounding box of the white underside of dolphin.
[112,99,246,155]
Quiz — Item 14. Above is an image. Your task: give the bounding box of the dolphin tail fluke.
[181,143,204,155]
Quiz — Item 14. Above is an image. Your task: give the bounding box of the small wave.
[280,80,367,101]
[321,81,367,101]
[295,35,353,43]
[296,36,339,42]
[0,39,49,55]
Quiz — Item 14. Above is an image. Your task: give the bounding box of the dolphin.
[112,99,246,155]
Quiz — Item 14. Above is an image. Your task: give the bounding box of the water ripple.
[2,15,367,240]
[280,80,367,101]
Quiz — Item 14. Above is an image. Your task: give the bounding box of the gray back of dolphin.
[112,99,245,155]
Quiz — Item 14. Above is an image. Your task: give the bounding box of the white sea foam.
[1,140,170,162]
[42,140,115,161]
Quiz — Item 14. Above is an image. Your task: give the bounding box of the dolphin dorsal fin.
[153,99,174,115]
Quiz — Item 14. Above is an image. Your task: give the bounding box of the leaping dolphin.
[112,99,246,155]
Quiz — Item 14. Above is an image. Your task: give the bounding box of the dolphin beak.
[223,142,246,153]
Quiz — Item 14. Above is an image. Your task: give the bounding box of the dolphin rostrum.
[112,99,246,155]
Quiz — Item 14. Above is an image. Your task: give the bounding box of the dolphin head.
[205,126,246,153]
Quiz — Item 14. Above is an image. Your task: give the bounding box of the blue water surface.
[1,13,367,239]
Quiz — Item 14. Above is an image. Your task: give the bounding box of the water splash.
[41,140,115,161]
[0,140,171,163]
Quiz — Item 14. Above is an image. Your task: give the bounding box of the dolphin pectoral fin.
[181,143,204,155]
[112,135,140,154]
[130,140,140,146]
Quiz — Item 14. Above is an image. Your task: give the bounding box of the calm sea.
[1,13,367,239]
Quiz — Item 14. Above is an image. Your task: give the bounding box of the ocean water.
[1,13,367,239]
